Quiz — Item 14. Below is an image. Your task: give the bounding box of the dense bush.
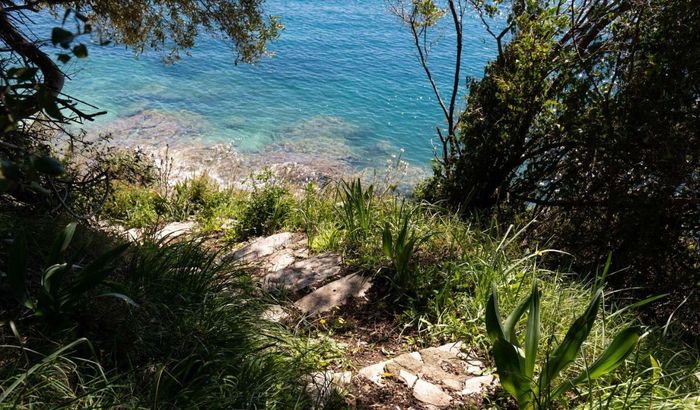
[236,174,293,240]
[417,0,699,330]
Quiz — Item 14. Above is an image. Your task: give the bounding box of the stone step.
[356,342,497,409]
[294,273,372,316]
[263,252,343,293]
[228,232,306,262]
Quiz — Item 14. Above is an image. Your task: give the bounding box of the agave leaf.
[41,263,68,296]
[553,326,641,398]
[486,284,505,342]
[47,222,77,265]
[382,223,393,257]
[524,285,541,380]
[493,338,533,407]
[504,293,532,345]
[650,355,661,384]
[6,236,29,306]
[61,243,129,305]
[574,326,641,381]
[539,288,602,391]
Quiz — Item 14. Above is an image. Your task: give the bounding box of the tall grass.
[0,226,323,408]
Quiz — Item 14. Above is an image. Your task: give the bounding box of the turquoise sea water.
[57,0,498,170]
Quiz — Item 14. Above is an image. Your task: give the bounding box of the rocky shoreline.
[85,110,429,190]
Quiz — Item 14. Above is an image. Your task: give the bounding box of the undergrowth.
[2,172,697,409]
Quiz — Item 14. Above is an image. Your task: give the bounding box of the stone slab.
[229,232,297,261]
[263,253,342,292]
[294,273,371,316]
[155,221,197,241]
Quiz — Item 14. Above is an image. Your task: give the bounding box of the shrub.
[337,179,374,248]
[3,222,130,322]
[236,173,292,240]
[381,201,429,301]
[102,182,166,228]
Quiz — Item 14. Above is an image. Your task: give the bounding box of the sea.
[48,0,499,178]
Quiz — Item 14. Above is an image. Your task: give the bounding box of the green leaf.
[575,326,641,380]
[485,283,505,343]
[524,285,540,379]
[72,44,88,58]
[650,355,661,384]
[51,27,74,48]
[503,293,532,344]
[31,156,64,176]
[47,222,78,265]
[493,338,533,407]
[41,263,68,297]
[554,326,642,398]
[382,223,393,257]
[60,243,130,305]
[539,288,602,391]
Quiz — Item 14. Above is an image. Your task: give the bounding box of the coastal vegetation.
[1,0,698,409]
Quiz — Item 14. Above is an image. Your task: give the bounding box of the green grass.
[0,221,327,409]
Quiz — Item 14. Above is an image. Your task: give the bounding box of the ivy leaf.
[72,44,88,58]
[31,156,65,176]
[57,53,71,64]
[51,27,74,48]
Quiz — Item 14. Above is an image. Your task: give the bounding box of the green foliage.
[417,0,700,324]
[486,285,642,409]
[337,179,374,248]
[169,175,233,221]
[103,182,166,228]
[3,222,130,321]
[381,201,429,300]
[236,173,292,240]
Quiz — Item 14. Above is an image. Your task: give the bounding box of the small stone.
[393,352,424,374]
[125,228,142,243]
[412,379,452,408]
[155,221,197,241]
[435,341,464,354]
[261,305,289,322]
[267,250,296,272]
[307,371,353,408]
[229,232,297,261]
[442,378,464,391]
[358,361,392,385]
[386,363,419,388]
[459,375,497,396]
[294,273,371,316]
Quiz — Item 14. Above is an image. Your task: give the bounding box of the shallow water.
[53,0,498,172]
